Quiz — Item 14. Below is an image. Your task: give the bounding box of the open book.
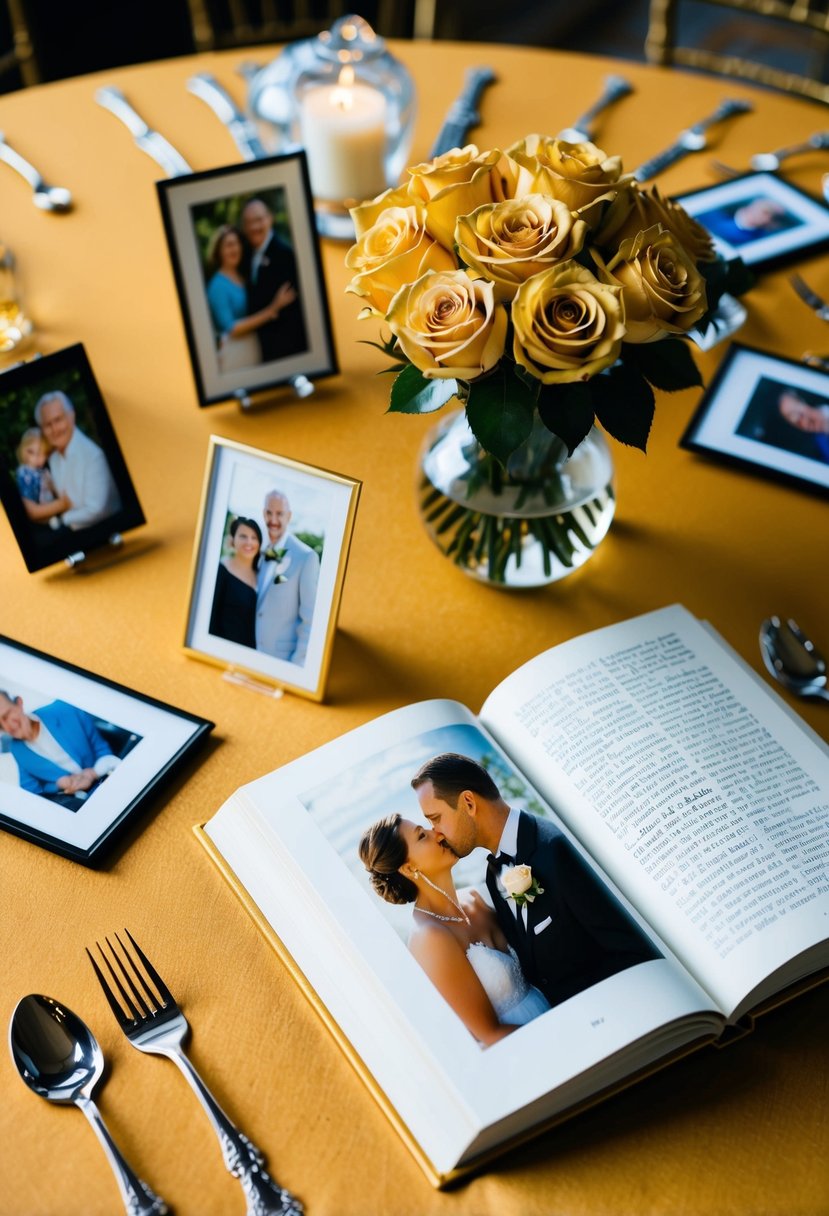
[197,605,829,1186]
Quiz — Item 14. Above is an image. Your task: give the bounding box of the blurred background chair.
[183,0,425,49]
[646,0,829,104]
[0,0,38,91]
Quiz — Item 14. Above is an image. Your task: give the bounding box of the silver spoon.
[759,616,829,703]
[0,132,73,212]
[712,130,829,178]
[9,994,169,1214]
[556,75,633,143]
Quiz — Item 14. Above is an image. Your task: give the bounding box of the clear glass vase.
[418,409,615,588]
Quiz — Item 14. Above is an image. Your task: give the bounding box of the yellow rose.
[419,152,529,249]
[350,183,414,239]
[512,261,625,384]
[593,224,707,343]
[502,864,534,898]
[596,182,716,264]
[407,145,501,200]
[386,269,507,380]
[345,206,456,316]
[509,135,624,226]
[456,194,588,301]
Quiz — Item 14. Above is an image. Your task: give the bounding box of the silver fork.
[87,930,303,1216]
[633,98,753,181]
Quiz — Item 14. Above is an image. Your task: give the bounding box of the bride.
[359,813,550,1046]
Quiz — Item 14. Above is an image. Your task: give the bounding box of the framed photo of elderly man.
[0,343,145,572]
[185,436,360,701]
[0,634,213,864]
[157,153,337,407]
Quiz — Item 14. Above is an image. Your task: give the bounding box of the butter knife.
[429,66,497,159]
[95,86,193,178]
[633,98,753,182]
[187,73,266,161]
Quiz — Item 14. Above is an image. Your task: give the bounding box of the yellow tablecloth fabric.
[0,40,827,1216]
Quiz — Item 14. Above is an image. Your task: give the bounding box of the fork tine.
[105,933,156,1018]
[123,926,175,1007]
[85,945,133,1028]
[93,936,146,1021]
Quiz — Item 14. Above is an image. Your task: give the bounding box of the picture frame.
[676,173,829,271]
[185,436,361,701]
[0,344,146,573]
[157,153,338,407]
[680,342,829,496]
[0,635,213,865]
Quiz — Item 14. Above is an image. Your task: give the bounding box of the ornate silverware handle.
[429,65,497,158]
[164,1047,303,1215]
[0,135,43,190]
[77,1096,169,1216]
[570,75,632,136]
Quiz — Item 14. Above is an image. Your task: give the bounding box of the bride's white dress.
[466,942,551,1026]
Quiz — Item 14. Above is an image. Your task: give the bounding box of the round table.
[0,39,827,1216]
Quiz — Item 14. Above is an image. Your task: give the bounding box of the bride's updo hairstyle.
[358,813,417,906]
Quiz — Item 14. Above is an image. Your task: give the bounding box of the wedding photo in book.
[197,604,829,1185]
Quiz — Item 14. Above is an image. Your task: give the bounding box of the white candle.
[299,68,388,204]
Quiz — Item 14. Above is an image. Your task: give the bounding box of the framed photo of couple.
[157,152,338,407]
[0,344,145,573]
[185,436,361,701]
[0,635,212,865]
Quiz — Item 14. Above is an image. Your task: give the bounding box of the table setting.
[1,24,828,1216]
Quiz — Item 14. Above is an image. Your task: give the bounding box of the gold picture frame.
[184,435,360,701]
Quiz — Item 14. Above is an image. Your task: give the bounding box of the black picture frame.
[680,341,829,496]
[0,344,146,573]
[157,152,338,407]
[0,635,213,865]
[675,173,829,271]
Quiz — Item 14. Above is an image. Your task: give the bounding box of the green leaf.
[622,338,703,393]
[591,362,655,451]
[464,365,537,464]
[388,364,458,415]
[537,382,594,455]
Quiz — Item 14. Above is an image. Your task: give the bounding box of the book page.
[204,696,720,1175]
[481,605,829,1018]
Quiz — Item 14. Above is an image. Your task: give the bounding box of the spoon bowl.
[33,184,74,213]
[759,616,829,702]
[9,994,169,1214]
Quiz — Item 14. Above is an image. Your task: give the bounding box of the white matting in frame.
[680,342,829,496]
[185,436,361,701]
[676,173,829,270]
[157,153,337,406]
[0,636,212,865]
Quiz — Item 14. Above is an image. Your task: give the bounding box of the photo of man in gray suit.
[255,489,319,666]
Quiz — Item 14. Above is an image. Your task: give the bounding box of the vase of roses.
[345,136,750,587]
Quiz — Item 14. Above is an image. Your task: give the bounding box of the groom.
[412,753,658,1009]
[255,488,319,666]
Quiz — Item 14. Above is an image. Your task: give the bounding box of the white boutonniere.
[262,547,291,584]
[501,863,544,907]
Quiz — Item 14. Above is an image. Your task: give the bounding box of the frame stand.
[222,667,285,700]
[234,376,315,412]
[65,533,126,571]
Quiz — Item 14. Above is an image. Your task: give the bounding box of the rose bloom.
[456,194,588,301]
[593,223,707,343]
[596,182,716,264]
[350,183,415,239]
[509,135,624,226]
[512,260,625,384]
[407,145,503,200]
[386,269,507,380]
[502,864,534,898]
[345,205,456,316]
[416,150,530,249]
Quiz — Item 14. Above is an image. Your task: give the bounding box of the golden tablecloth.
[1,40,827,1216]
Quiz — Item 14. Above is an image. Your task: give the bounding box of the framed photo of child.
[184,436,360,701]
[0,344,146,572]
[157,153,338,407]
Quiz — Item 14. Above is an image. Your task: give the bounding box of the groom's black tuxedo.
[486,811,658,1009]
[247,232,308,362]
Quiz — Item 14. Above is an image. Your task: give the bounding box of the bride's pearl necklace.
[415,872,469,924]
